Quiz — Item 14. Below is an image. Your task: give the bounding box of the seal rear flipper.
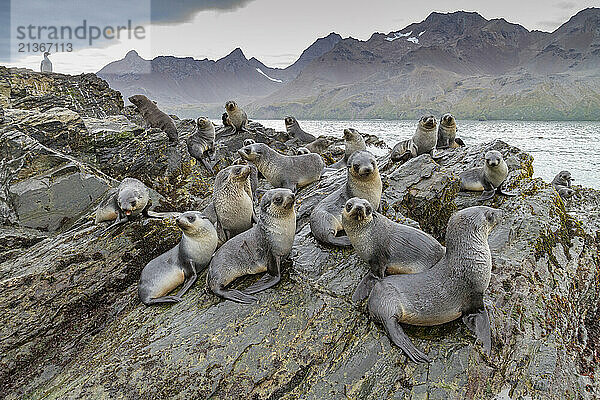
[478,190,495,201]
[142,295,182,306]
[455,138,465,147]
[327,234,352,247]
[199,157,215,176]
[383,318,430,363]
[352,273,378,303]
[462,307,492,355]
[243,255,281,295]
[216,288,258,304]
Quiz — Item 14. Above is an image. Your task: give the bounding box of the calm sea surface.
[249,119,600,189]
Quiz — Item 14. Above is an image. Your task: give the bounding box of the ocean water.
[250,119,600,189]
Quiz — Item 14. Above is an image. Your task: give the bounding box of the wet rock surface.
[0,69,598,399]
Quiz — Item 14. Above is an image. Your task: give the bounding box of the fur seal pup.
[187,117,215,173]
[284,116,316,143]
[207,188,296,303]
[138,211,218,305]
[238,142,324,191]
[212,165,255,242]
[390,115,438,162]
[460,150,516,201]
[552,171,575,199]
[436,113,464,149]
[330,128,367,169]
[95,177,151,229]
[295,147,311,155]
[305,137,333,154]
[341,197,446,302]
[129,95,178,143]
[310,151,382,247]
[225,100,249,133]
[368,206,502,363]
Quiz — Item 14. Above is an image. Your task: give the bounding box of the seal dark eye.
[187,215,196,223]
[346,204,352,212]
[365,205,372,215]
[274,196,283,205]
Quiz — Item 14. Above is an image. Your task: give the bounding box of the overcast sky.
[4,0,598,74]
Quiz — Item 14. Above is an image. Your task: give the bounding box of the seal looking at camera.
[341,197,446,302]
[207,189,296,303]
[138,211,218,305]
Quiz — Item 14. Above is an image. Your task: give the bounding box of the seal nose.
[359,165,373,176]
[284,194,295,209]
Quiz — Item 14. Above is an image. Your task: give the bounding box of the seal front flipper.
[174,261,198,298]
[243,255,282,295]
[352,272,378,303]
[496,186,517,197]
[199,157,215,176]
[101,214,128,234]
[478,189,495,201]
[383,318,430,363]
[462,306,492,355]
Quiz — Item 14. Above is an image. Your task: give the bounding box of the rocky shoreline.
[0,68,598,399]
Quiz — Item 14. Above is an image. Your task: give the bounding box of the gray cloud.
[555,2,577,9]
[150,0,256,24]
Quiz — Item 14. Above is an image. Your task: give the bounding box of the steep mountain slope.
[248,8,600,120]
[97,33,342,107]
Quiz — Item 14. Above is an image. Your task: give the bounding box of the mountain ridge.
[98,8,600,120]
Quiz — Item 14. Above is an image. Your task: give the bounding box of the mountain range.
[98,8,600,120]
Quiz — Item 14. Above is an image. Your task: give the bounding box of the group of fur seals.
[138,212,218,305]
[187,117,216,173]
[552,170,575,199]
[238,142,324,191]
[95,177,152,230]
[224,100,249,133]
[391,114,465,163]
[341,197,446,302]
[310,151,382,247]
[368,206,502,362]
[330,128,367,169]
[207,188,296,303]
[391,115,438,162]
[129,95,178,143]
[285,116,316,142]
[460,150,515,201]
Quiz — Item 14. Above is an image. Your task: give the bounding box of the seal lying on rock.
[436,113,464,149]
[138,211,218,305]
[460,150,516,201]
[207,188,296,303]
[284,116,316,142]
[368,206,502,363]
[391,115,438,162]
[187,117,215,173]
[238,142,324,191]
[224,100,249,133]
[552,171,575,199]
[310,151,382,247]
[95,177,151,230]
[129,95,178,143]
[342,197,446,303]
[330,128,367,169]
[305,137,333,154]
